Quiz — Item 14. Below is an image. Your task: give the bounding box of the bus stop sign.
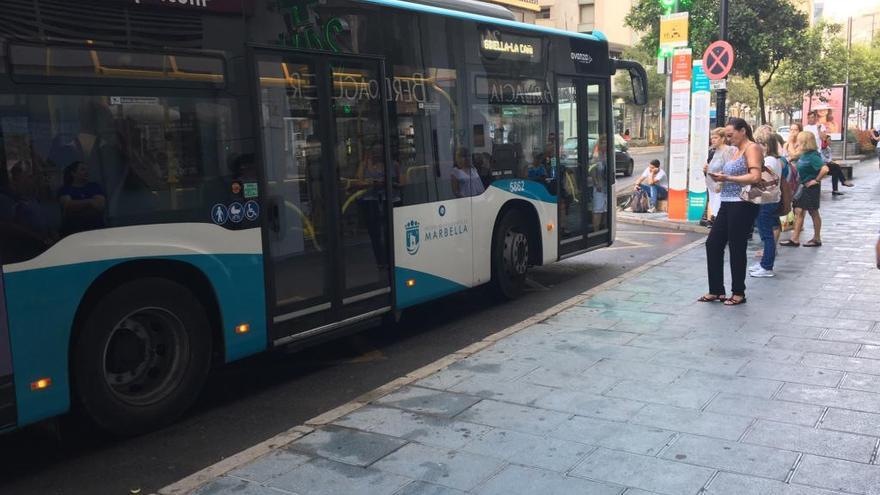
[703,40,734,80]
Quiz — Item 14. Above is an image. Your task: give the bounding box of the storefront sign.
[688,61,711,222]
[127,0,244,13]
[668,47,692,221]
[484,0,541,12]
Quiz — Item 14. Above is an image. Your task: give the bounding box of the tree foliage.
[626,0,809,124]
[774,22,845,114]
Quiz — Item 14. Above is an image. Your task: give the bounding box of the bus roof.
[360,0,607,43]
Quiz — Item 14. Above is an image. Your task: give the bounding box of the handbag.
[739,166,781,204]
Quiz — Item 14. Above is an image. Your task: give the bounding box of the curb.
[616,214,710,234]
[155,236,708,495]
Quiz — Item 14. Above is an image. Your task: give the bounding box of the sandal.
[780,240,800,247]
[804,240,822,247]
[724,295,747,306]
[698,294,727,303]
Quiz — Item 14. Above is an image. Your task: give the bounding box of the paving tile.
[858,346,880,360]
[549,415,675,456]
[376,386,482,417]
[792,315,874,331]
[743,419,877,463]
[705,471,847,495]
[372,443,505,491]
[447,375,555,405]
[767,336,861,356]
[507,437,595,472]
[660,434,798,480]
[820,330,880,346]
[288,426,407,467]
[522,367,621,395]
[448,356,539,380]
[227,450,312,483]
[604,380,716,409]
[571,448,713,495]
[705,393,823,426]
[794,454,880,495]
[801,353,880,376]
[630,403,752,441]
[193,477,283,495]
[840,373,880,393]
[415,368,474,391]
[475,464,621,495]
[455,399,570,435]
[820,408,880,436]
[775,383,880,414]
[269,458,411,495]
[335,406,491,450]
[738,361,843,387]
[533,389,645,421]
[393,481,467,495]
[836,309,880,322]
[673,369,781,398]
[648,350,747,375]
[586,358,686,384]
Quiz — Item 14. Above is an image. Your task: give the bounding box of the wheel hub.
[103,308,188,406]
[503,230,529,276]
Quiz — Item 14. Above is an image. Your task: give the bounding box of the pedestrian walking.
[750,127,783,278]
[704,128,733,224]
[781,130,828,248]
[700,118,763,306]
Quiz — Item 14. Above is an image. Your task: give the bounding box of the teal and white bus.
[0,0,647,435]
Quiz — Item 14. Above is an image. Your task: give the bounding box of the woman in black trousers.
[701,118,763,306]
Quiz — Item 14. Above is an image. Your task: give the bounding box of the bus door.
[556,77,612,257]
[255,51,394,343]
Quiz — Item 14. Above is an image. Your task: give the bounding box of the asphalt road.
[0,222,702,495]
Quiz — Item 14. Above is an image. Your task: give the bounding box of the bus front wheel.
[73,278,212,436]
[492,209,530,299]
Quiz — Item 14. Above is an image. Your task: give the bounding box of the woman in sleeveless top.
[701,118,763,306]
[705,127,733,222]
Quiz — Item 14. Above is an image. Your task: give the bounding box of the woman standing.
[783,123,802,160]
[700,118,762,306]
[750,128,783,278]
[781,131,828,248]
[704,128,732,224]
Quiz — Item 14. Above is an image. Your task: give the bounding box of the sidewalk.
[174,160,880,495]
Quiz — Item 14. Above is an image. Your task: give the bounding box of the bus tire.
[491,209,530,299]
[73,278,212,436]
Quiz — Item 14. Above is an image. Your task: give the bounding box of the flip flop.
[698,294,727,303]
[724,296,747,306]
[779,240,800,247]
[804,240,823,247]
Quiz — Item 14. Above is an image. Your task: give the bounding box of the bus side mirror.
[613,60,649,106]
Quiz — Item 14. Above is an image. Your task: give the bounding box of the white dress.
[705,146,733,217]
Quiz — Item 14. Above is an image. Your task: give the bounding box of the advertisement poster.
[668,48,692,221]
[802,86,845,140]
[688,61,711,222]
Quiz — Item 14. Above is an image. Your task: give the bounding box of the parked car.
[776,126,791,143]
[561,135,634,176]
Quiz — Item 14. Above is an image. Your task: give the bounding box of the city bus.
[0,0,647,435]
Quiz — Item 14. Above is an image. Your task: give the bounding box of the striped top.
[720,152,748,202]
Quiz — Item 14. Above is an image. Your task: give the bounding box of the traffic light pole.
[715,0,729,126]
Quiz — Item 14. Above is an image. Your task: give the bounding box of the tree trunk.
[753,74,768,125]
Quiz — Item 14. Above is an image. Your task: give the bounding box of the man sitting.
[634,159,668,213]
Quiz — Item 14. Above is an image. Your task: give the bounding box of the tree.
[626,0,809,124]
[774,21,845,116]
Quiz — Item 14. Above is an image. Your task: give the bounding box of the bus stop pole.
[715,0,729,127]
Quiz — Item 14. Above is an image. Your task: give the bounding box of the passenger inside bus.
[58,161,106,237]
[354,146,393,268]
[451,147,484,198]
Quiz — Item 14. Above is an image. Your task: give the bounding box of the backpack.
[631,188,649,213]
